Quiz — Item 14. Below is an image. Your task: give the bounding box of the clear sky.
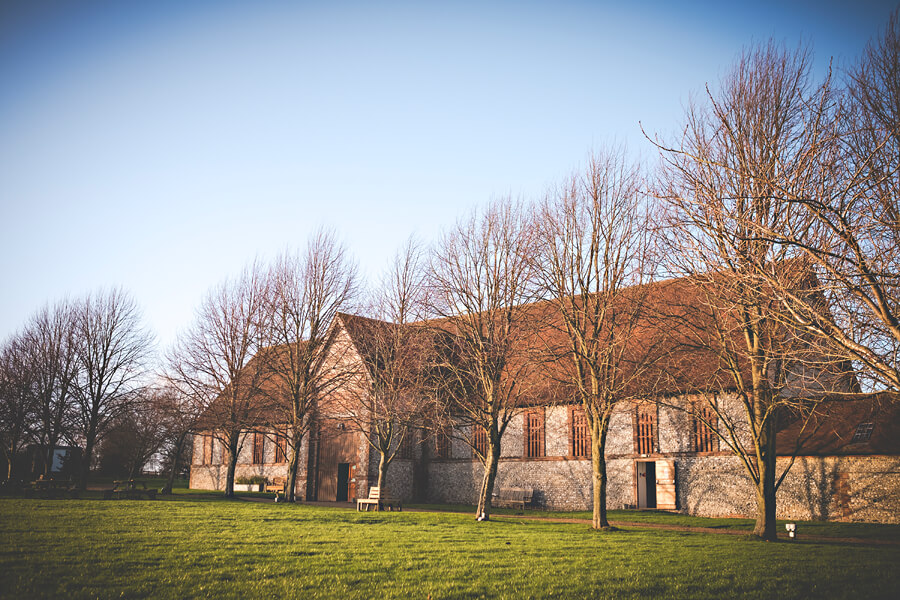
[1,0,896,356]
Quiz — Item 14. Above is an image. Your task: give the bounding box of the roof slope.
[776,394,900,456]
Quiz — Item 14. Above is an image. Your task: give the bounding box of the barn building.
[189,277,900,523]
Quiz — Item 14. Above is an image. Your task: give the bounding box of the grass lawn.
[1,498,898,600]
[407,504,900,541]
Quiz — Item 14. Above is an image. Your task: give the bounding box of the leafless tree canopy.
[745,13,900,394]
[168,263,270,497]
[262,230,358,501]
[427,197,540,520]
[97,388,170,479]
[22,301,80,477]
[336,237,435,493]
[1,293,151,485]
[71,289,152,488]
[536,148,657,529]
[148,382,201,494]
[655,42,851,540]
[0,333,36,481]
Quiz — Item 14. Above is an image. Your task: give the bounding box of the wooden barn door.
[655,459,677,510]
[316,427,357,501]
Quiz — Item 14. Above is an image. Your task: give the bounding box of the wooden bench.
[356,486,401,512]
[493,487,533,510]
[265,477,286,495]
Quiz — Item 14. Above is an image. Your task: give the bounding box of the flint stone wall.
[426,453,900,522]
[189,430,310,497]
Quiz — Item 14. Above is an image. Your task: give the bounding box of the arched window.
[434,430,451,459]
[398,429,414,459]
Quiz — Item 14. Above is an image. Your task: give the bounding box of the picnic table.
[103,479,157,500]
[25,478,79,499]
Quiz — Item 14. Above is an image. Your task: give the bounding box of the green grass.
[407,503,900,541]
[1,498,898,599]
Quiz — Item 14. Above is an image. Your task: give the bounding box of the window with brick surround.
[202,434,213,465]
[635,405,656,455]
[693,404,718,452]
[473,425,488,458]
[398,429,414,459]
[274,431,288,464]
[571,407,591,458]
[434,430,451,459]
[525,409,545,458]
[252,431,265,465]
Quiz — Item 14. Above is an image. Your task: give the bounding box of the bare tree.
[0,333,36,482]
[536,149,659,529]
[97,392,168,479]
[836,9,900,392]
[262,230,358,502]
[153,383,202,495]
[427,198,540,521]
[654,42,848,540]
[741,13,900,394]
[20,301,79,477]
[336,238,435,493]
[71,289,152,489]
[169,263,271,498]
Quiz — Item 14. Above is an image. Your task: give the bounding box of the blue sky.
[1,0,896,353]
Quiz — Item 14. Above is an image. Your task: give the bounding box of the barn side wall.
[189,431,309,496]
[422,403,900,523]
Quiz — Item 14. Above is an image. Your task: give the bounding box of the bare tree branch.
[261,230,359,501]
[535,147,659,529]
[71,288,152,489]
[427,197,540,521]
[653,41,852,540]
[168,263,270,498]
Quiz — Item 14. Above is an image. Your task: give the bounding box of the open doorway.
[336,463,350,501]
[316,426,358,501]
[636,461,657,509]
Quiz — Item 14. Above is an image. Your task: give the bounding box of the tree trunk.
[79,432,96,490]
[161,432,187,495]
[376,451,390,491]
[590,414,611,529]
[752,417,778,541]
[475,430,501,521]
[224,434,239,498]
[285,432,303,502]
